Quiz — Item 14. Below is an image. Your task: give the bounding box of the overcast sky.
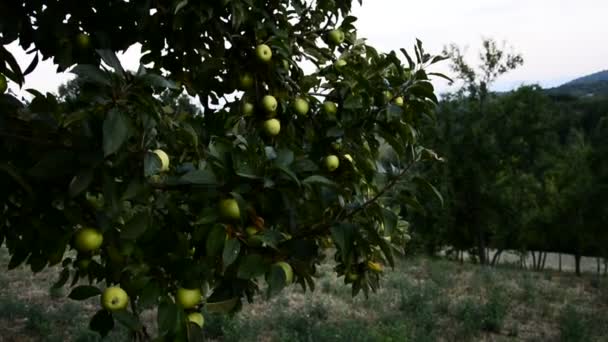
[5,0,608,95]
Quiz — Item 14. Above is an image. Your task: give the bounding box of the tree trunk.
[531,251,537,270]
[603,258,607,276]
[575,254,582,276]
[491,249,503,266]
[541,252,547,270]
[597,257,601,275]
[558,253,562,272]
[477,230,487,265]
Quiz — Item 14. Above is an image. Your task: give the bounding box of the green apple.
[322,101,338,115]
[219,198,240,221]
[263,118,281,136]
[282,59,290,70]
[176,288,202,309]
[246,226,259,236]
[261,95,278,114]
[383,91,393,102]
[324,155,340,172]
[346,272,359,282]
[274,261,294,284]
[76,33,91,49]
[76,258,91,270]
[367,261,383,273]
[239,73,254,89]
[74,228,103,252]
[328,29,345,45]
[0,74,7,93]
[293,98,309,116]
[242,102,254,116]
[255,44,272,63]
[344,154,353,163]
[101,286,129,311]
[394,96,404,106]
[153,149,170,172]
[188,312,205,327]
[334,59,347,69]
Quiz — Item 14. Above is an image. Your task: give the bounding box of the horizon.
[4,0,608,96]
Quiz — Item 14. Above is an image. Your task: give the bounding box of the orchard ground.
[0,247,607,342]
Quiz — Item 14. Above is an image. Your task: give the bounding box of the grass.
[1,247,607,341]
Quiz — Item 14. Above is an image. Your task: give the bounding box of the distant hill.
[547,70,608,98]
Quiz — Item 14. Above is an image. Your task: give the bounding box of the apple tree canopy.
[0,0,446,339]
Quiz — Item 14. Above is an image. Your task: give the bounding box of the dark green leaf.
[96,50,125,76]
[302,175,335,186]
[180,169,218,185]
[113,310,143,331]
[206,225,226,257]
[90,309,114,338]
[222,238,241,269]
[70,65,111,86]
[103,109,132,157]
[144,151,162,177]
[69,168,94,198]
[237,254,267,279]
[157,300,179,335]
[69,285,101,300]
[266,263,287,298]
[121,211,150,240]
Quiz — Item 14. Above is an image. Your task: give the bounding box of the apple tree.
[0,0,444,340]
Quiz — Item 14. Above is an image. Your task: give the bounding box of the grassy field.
[1,247,607,342]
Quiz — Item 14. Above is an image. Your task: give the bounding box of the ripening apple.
[328,29,345,45]
[334,59,347,69]
[0,74,7,93]
[367,261,384,273]
[188,312,205,327]
[322,101,337,115]
[324,155,340,172]
[239,73,254,89]
[153,149,170,172]
[242,102,254,116]
[219,198,240,221]
[101,286,129,311]
[176,288,202,309]
[261,95,278,114]
[293,98,309,116]
[394,96,404,106]
[76,33,91,49]
[74,228,103,252]
[246,226,259,236]
[274,261,294,284]
[255,44,272,63]
[263,118,281,136]
[383,91,393,102]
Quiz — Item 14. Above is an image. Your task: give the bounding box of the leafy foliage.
[0,0,443,339]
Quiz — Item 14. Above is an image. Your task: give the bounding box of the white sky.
[5,0,608,95]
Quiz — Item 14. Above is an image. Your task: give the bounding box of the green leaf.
[343,95,363,110]
[121,211,150,240]
[275,149,294,166]
[69,285,101,300]
[180,169,218,185]
[237,254,267,279]
[330,223,356,257]
[206,297,239,313]
[206,225,226,257]
[96,49,125,76]
[139,281,161,309]
[414,177,444,206]
[113,310,143,331]
[52,268,71,289]
[90,309,114,338]
[144,151,162,177]
[266,263,287,298]
[157,300,179,335]
[303,175,335,186]
[222,238,241,269]
[139,73,178,89]
[69,168,94,198]
[103,108,132,157]
[174,0,188,14]
[70,65,111,86]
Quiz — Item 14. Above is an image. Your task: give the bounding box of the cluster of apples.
[239,30,357,174]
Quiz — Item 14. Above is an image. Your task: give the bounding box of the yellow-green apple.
[293,98,309,116]
[261,95,278,114]
[274,261,294,284]
[328,29,345,45]
[187,312,205,327]
[101,286,129,311]
[322,101,337,115]
[74,228,103,252]
[242,102,254,115]
[394,96,404,106]
[219,198,240,221]
[153,149,170,172]
[263,118,281,136]
[176,288,202,309]
[324,155,340,172]
[334,59,347,68]
[255,44,272,63]
[239,73,254,89]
